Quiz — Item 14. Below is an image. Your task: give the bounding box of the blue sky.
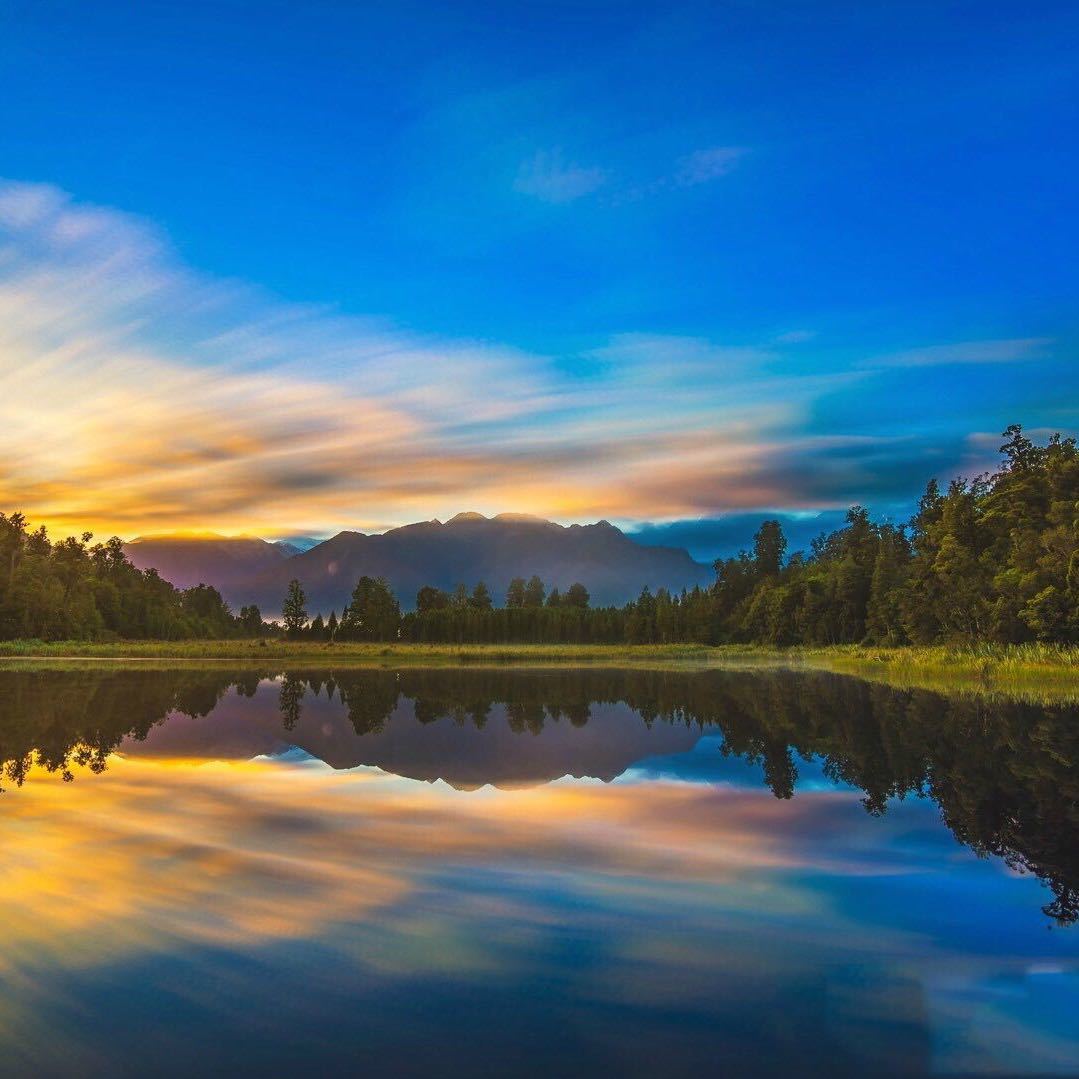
[0,1,1076,555]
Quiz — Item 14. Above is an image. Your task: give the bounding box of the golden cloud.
[0,181,863,536]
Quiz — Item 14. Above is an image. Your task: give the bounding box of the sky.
[1,1,1077,558]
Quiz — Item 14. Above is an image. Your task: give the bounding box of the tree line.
[3,425,1077,645]
[709,424,1079,646]
[0,522,272,640]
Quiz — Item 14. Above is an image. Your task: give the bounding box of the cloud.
[863,337,1053,369]
[1,180,1053,538]
[675,145,747,186]
[0,181,863,535]
[514,150,606,203]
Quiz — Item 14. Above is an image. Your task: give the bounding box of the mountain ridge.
[127,512,715,611]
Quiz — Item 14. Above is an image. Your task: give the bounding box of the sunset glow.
[3,1,1075,541]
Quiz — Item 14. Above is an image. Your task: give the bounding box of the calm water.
[1,665,1077,1078]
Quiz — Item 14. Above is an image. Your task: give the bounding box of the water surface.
[1,665,1077,1077]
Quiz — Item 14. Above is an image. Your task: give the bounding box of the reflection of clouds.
[0,755,921,975]
[0,754,1031,969]
[926,971,1079,1075]
[1,755,1076,1074]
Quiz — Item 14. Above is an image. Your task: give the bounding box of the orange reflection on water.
[0,752,885,977]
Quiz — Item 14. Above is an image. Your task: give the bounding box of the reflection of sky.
[625,733,856,791]
[0,749,1076,1077]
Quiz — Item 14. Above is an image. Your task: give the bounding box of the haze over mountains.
[124,534,302,592]
[125,512,715,613]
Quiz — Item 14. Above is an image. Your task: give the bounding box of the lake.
[1,664,1077,1077]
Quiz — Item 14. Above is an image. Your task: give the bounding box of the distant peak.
[448,511,488,523]
[493,512,557,526]
[568,519,621,534]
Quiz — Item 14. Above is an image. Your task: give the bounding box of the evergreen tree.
[506,577,526,608]
[469,582,492,610]
[565,582,590,609]
[238,604,264,636]
[417,585,449,613]
[341,576,400,641]
[753,519,787,576]
[524,575,546,607]
[865,526,909,644]
[282,579,308,638]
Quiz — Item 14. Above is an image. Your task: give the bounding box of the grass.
[2,638,1079,702]
[0,638,721,666]
[788,642,1079,703]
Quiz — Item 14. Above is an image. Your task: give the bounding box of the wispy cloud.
[515,142,746,207]
[0,180,1050,537]
[774,329,816,345]
[863,337,1053,369]
[514,150,606,203]
[675,145,747,186]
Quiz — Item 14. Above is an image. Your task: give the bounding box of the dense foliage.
[710,424,1079,646]
[0,519,269,640]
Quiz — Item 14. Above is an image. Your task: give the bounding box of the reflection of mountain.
[128,686,700,789]
[2,664,1077,923]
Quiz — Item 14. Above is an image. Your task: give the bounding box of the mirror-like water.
[1,665,1077,1077]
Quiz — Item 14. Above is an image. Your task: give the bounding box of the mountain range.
[125,512,715,613]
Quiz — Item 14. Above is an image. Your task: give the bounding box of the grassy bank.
[788,642,1079,703]
[2,639,1078,702]
[0,638,720,666]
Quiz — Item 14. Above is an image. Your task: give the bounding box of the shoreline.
[2,640,1078,703]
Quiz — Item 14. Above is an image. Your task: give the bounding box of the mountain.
[124,514,715,611]
[124,534,298,593]
[243,512,714,612]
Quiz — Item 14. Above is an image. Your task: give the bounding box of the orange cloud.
[0,181,867,537]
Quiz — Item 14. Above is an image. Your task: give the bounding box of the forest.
[2,425,1077,645]
[0,528,266,640]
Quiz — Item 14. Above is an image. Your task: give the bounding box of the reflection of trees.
[0,667,251,789]
[1,665,1076,924]
[278,674,305,731]
[338,672,400,736]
